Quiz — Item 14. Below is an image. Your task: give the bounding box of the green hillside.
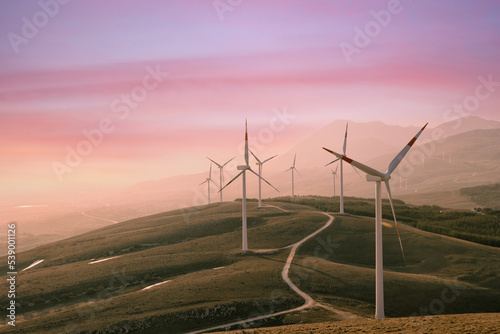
[460,183,500,210]
[268,196,500,247]
[1,200,499,333]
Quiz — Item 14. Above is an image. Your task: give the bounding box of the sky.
[1,0,499,202]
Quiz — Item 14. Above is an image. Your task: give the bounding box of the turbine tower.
[220,120,278,251]
[285,154,300,198]
[324,123,349,213]
[207,156,235,202]
[249,150,278,208]
[199,164,218,205]
[323,122,428,319]
[331,165,338,198]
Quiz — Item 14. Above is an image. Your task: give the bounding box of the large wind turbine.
[323,123,428,319]
[285,154,300,198]
[220,120,279,251]
[324,123,349,213]
[199,164,218,205]
[207,156,235,202]
[331,165,338,197]
[249,150,278,208]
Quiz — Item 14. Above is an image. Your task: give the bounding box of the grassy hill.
[268,196,500,247]
[1,200,499,333]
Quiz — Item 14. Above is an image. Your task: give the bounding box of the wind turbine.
[219,120,279,251]
[207,156,235,203]
[331,165,338,198]
[249,150,278,208]
[285,154,300,198]
[323,122,428,319]
[199,164,218,205]
[324,123,350,213]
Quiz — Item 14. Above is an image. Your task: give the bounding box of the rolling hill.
[1,199,499,333]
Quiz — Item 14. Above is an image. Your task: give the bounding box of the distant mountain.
[424,116,500,141]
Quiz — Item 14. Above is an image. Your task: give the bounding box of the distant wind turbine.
[220,120,279,251]
[199,164,218,205]
[331,165,338,198]
[285,154,300,198]
[323,122,428,319]
[324,123,354,213]
[249,150,278,208]
[207,156,235,202]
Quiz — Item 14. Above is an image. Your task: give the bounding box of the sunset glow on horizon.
[1,1,499,201]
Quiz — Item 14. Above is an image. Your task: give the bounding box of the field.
[1,199,499,333]
[267,196,500,247]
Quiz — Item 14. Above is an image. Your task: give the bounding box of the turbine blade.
[209,164,212,178]
[209,178,219,188]
[222,156,236,167]
[294,168,301,176]
[206,157,222,168]
[248,168,279,192]
[384,181,406,264]
[284,167,293,172]
[386,123,428,175]
[335,165,338,174]
[325,158,340,167]
[245,120,249,166]
[343,122,348,155]
[351,164,363,179]
[322,147,385,178]
[219,170,245,193]
[262,154,278,164]
[199,180,208,186]
[293,154,296,168]
[249,150,262,164]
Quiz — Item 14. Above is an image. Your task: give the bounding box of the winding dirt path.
[80,210,118,224]
[186,211,358,334]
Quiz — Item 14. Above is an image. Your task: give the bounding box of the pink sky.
[1,0,499,202]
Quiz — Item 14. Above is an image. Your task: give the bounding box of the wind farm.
[324,123,350,213]
[249,150,277,208]
[5,118,500,333]
[207,156,235,203]
[199,164,218,204]
[218,120,278,251]
[2,1,500,333]
[323,122,427,319]
[285,154,300,198]
[331,165,338,197]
